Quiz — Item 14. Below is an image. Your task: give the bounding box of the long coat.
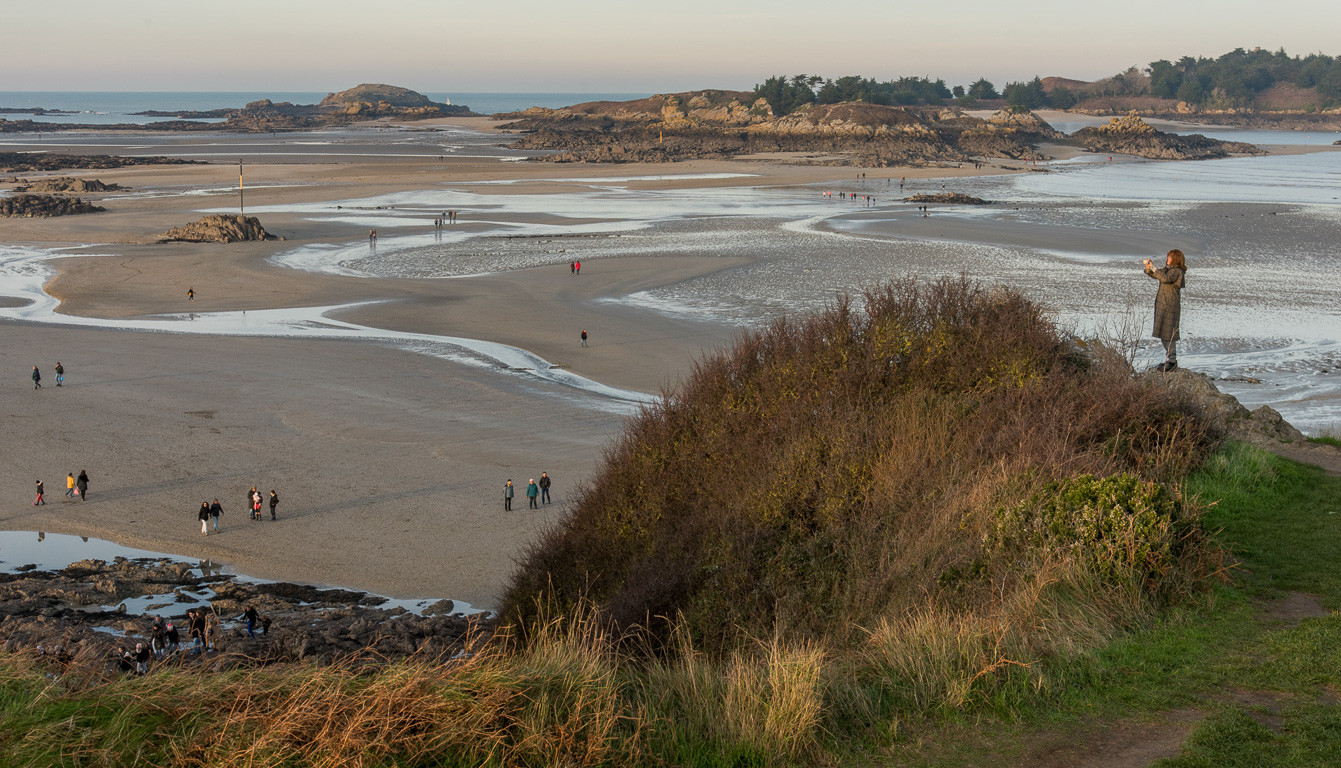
[1145,266,1185,341]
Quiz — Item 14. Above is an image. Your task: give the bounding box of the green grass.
[2,442,1337,767]
[1305,435,1341,448]
[879,442,1341,766]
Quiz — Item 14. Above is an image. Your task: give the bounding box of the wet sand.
[7,119,1330,604]
[4,121,922,605]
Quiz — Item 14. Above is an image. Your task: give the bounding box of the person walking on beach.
[580,329,588,347]
[199,502,211,535]
[504,479,514,511]
[245,488,256,520]
[571,261,576,275]
[33,480,45,506]
[55,362,63,386]
[574,260,581,275]
[268,490,279,520]
[539,472,551,504]
[526,478,539,509]
[65,473,76,498]
[76,470,89,500]
[32,366,41,389]
[1143,249,1187,372]
[187,287,195,301]
[210,499,222,532]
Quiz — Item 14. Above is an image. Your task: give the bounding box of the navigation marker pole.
[239,160,245,215]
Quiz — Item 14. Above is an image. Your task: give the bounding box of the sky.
[5,0,1339,93]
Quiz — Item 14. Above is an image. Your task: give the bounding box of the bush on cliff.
[503,277,1213,654]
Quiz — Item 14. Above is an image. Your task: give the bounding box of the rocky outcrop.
[1139,368,1305,446]
[0,152,198,173]
[0,556,489,668]
[1070,113,1263,159]
[12,177,123,193]
[905,193,991,205]
[0,194,103,217]
[4,86,477,135]
[498,93,1051,166]
[158,214,276,243]
[321,84,438,108]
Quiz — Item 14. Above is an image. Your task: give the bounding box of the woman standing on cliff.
[1143,249,1187,372]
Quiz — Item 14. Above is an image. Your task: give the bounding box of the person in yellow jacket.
[65,473,76,498]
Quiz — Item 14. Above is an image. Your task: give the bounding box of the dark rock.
[905,193,991,205]
[0,194,103,217]
[0,152,199,173]
[158,214,276,243]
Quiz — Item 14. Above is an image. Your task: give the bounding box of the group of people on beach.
[503,472,552,511]
[30,362,64,389]
[197,487,278,534]
[433,210,458,228]
[118,607,272,675]
[33,471,90,506]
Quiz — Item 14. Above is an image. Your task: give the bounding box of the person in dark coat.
[32,366,41,389]
[33,480,46,506]
[503,479,514,511]
[526,479,539,509]
[268,490,279,520]
[539,472,552,504]
[199,502,212,535]
[76,470,89,500]
[210,499,222,532]
[1143,249,1187,372]
[242,605,260,639]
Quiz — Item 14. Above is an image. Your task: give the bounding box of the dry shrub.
[502,277,1212,655]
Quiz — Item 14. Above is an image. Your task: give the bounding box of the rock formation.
[1069,113,1263,159]
[320,84,438,108]
[0,556,487,667]
[158,214,276,243]
[12,177,123,193]
[0,194,104,217]
[1140,368,1305,446]
[0,152,198,173]
[498,94,1057,166]
[905,193,991,205]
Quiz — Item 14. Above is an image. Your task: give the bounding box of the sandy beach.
[4,118,987,606]
[5,116,1339,606]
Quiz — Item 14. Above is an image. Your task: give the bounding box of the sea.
[2,95,1339,434]
[0,91,648,122]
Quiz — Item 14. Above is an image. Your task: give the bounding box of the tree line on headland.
[755,47,1341,114]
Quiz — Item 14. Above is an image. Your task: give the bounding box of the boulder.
[13,176,123,194]
[158,214,276,243]
[1138,368,1305,445]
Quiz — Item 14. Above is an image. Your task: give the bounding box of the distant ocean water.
[0,91,649,123]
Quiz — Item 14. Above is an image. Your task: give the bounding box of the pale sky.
[6,0,1338,93]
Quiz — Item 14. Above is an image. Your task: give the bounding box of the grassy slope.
[1,445,1336,766]
[886,442,1341,766]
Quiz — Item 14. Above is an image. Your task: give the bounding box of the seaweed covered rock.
[905,193,990,205]
[158,214,277,243]
[0,193,103,217]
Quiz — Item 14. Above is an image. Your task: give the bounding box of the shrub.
[503,278,1211,655]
